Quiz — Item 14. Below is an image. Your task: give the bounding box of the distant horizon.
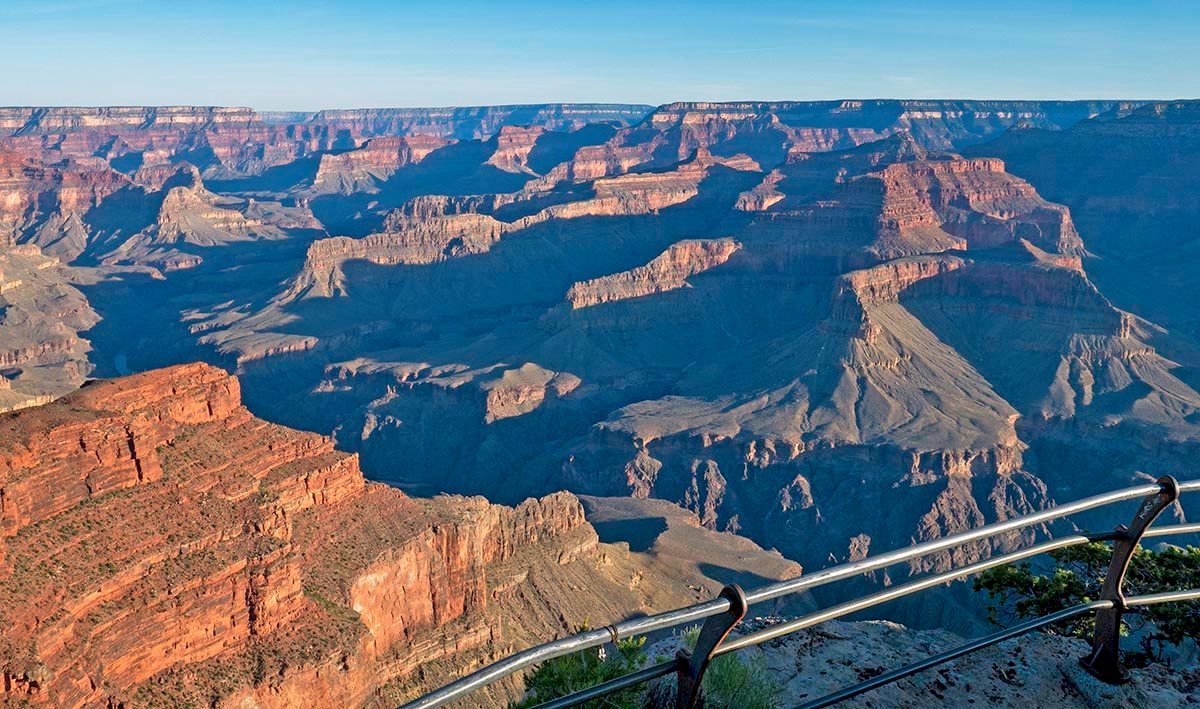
[2,1,1197,110]
[3,97,1196,114]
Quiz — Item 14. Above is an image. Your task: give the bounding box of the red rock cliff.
[0,363,694,707]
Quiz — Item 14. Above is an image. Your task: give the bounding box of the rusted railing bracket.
[676,583,747,708]
[1080,475,1180,684]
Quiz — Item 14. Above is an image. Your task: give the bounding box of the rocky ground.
[648,618,1200,707]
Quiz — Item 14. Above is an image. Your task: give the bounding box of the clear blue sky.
[2,0,1197,109]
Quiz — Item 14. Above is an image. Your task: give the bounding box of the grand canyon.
[2,98,1199,706]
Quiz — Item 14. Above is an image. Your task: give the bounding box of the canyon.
[1,99,1198,703]
[0,363,799,706]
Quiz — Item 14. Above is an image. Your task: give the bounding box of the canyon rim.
[2,1,1200,706]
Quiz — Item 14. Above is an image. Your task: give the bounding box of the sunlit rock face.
[3,99,1198,588]
[2,364,779,707]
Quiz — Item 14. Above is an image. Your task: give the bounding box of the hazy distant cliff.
[0,103,654,139]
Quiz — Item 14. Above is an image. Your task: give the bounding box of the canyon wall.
[0,364,727,707]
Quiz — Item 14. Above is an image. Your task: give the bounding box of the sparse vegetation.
[674,625,780,709]
[509,623,780,708]
[975,542,1200,665]
[303,585,359,623]
[510,623,648,708]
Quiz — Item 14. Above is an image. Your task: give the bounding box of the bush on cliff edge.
[509,622,780,708]
[975,541,1200,665]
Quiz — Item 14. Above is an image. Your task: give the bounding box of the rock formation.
[0,104,652,181]
[53,104,1185,585]
[0,106,260,134]
[0,363,797,707]
[0,245,97,412]
[2,99,1198,632]
[965,100,1200,502]
[310,136,451,194]
[0,149,127,252]
[291,104,654,139]
[566,238,741,308]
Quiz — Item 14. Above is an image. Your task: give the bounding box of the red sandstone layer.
[0,363,698,707]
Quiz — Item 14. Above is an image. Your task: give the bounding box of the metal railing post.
[676,584,747,708]
[1080,475,1180,683]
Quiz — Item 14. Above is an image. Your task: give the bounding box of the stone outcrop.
[291,212,507,298]
[837,254,967,306]
[858,157,1084,258]
[0,245,97,413]
[480,362,582,422]
[311,135,451,194]
[485,125,545,173]
[567,238,741,308]
[0,149,127,250]
[736,169,786,211]
[83,164,275,270]
[153,168,254,242]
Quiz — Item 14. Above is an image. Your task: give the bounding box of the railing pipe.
[718,532,1094,655]
[1178,479,1200,493]
[742,483,1161,606]
[1126,588,1200,607]
[531,661,677,709]
[399,598,728,709]
[1142,522,1200,538]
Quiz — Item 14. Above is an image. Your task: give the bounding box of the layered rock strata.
[0,363,749,707]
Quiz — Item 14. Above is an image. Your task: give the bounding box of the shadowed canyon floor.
[2,102,1200,703]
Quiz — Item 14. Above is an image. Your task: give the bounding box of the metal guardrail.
[401,476,1200,708]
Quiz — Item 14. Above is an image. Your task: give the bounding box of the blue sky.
[2,0,1197,109]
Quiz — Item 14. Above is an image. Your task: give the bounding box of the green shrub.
[510,624,647,708]
[677,625,780,708]
[974,541,1200,663]
[510,622,780,708]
